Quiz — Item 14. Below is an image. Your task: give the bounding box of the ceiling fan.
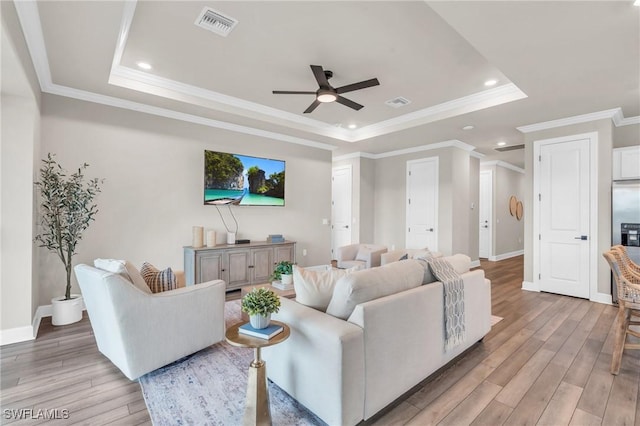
[272,65,380,114]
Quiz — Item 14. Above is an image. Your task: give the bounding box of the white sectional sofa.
[263,255,492,426]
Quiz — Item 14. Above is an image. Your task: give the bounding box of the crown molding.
[109,65,349,141]
[46,83,337,151]
[106,0,528,144]
[517,107,639,133]
[13,0,335,151]
[481,160,525,174]
[352,83,527,141]
[13,0,52,90]
[612,108,640,127]
[469,150,486,160]
[16,0,530,147]
[333,139,481,161]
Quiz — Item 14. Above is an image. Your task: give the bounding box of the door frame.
[405,157,439,251]
[531,132,599,301]
[479,169,493,259]
[331,164,353,259]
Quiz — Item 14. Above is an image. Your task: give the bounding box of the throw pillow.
[140,262,177,293]
[293,265,352,312]
[94,258,151,294]
[326,259,424,320]
[412,249,437,284]
[443,254,471,274]
[355,246,373,262]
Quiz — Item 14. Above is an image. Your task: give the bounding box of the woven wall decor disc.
[516,201,523,220]
[509,196,517,216]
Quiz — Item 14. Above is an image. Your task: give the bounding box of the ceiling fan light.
[317,93,337,103]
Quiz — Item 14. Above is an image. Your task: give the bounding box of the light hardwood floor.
[1,256,638,425]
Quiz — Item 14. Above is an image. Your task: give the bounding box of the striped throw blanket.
[428,258,466,350]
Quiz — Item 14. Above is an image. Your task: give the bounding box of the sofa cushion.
[293,265,353,311]
[94,258,151,294]
[140,262,177,293]
[326,259,424,320]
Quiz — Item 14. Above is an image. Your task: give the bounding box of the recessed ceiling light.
[348,124,357,129]
[484,79,498,87]
[497,141,507,146]
[462,125,474,130]
[136,61,152,70]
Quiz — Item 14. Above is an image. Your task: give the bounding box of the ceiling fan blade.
[335,96,364,111]
[303,99,322,114]
[310,65,330,87]
[272,90,316,95]
[336,78,380,94]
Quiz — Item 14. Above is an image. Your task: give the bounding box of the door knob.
[427,228,434,232]
[574,235,588,240]
[343,225,349,229]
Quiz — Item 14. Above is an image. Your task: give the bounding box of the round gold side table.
[225,320,290,426]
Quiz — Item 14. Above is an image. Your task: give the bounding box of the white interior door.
[406,158,438,250]
[479,170,492,258]
[331,165,352,260]
[539,138,590,298]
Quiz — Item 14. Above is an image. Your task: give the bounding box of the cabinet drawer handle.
[248,265,254,268]
[221,269,226,272]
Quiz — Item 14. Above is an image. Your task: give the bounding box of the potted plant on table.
[241,287,281,329]
[271,260,293,285]
[34,153,103,326]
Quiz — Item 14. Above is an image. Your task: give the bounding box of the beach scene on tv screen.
[204,150,285,206]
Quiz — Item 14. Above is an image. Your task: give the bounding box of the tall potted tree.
[35,153,103,326]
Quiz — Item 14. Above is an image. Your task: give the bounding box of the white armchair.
[381,249,443,265]
[336,243,387,269]
[74,264,226,380]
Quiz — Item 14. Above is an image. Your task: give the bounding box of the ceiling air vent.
[385,97,411,108]
[495,144,525,152]
[195,7,238,37]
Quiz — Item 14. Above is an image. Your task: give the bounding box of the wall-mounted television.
[204,150,285,206]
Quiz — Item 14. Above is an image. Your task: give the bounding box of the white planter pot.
[51,294,83,326]
[281,274,293,285]
[249,313,271,329]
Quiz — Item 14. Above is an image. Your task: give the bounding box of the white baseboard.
[0,325,35,346]
[522,280,539,292]
[1,302,86,346]
[521,282,613,306]
[590,292,613,305]
[488,250,524,262]
[470,259,481,268]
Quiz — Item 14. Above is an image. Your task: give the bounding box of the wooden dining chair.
[603,249,640,375]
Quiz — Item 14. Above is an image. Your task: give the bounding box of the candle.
[192,226,204,247]
[206,230,216,247]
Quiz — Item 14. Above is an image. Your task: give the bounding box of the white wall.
[39,95,333,306]
[1,1,42,340]
[480,162,525,259]
[372,146,479,259]
[613,123,639,148]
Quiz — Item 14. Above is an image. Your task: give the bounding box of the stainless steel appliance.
[612,180,640,302]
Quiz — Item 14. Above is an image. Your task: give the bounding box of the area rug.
[491,315,504,326]
[139,300,325,426]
